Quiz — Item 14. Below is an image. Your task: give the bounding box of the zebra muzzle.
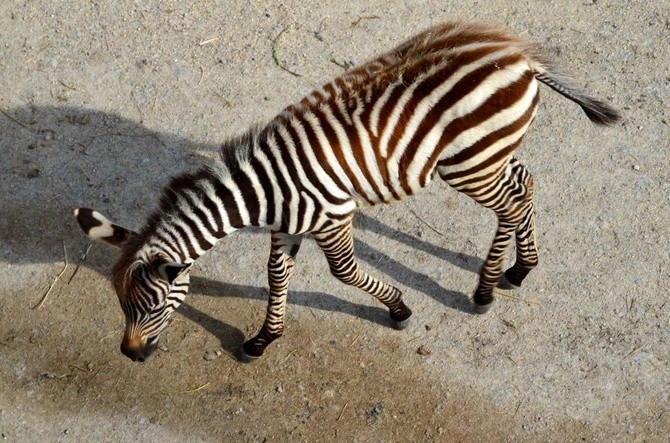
[120,336,157,362]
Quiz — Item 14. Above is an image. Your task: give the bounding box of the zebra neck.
[211,128,291,233]
[144,164,269,264]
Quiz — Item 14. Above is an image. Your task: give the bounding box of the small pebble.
[26,169,40,179]
[203,350,218,361]
[368,403,383,420]
[417,345,431,356]
[632,164,640,171]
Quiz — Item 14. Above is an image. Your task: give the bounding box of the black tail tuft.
[536,72,622,126]
[577,97,622,126]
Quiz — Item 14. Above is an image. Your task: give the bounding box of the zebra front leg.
[312,220,412,329]
[239,232,302,363]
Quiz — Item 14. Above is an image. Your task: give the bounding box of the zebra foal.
[75,21,620,362]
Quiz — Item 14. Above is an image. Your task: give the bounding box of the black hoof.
[239,337,268,363]
[498,273,520,290]
[499,267,529,289]
[237,348,261,364]
[474,302,493,314]
[389,302,412,330]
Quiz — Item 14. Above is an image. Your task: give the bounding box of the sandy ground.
[1,0,668,441]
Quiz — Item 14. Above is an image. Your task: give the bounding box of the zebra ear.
[74,208,136,249]
[151,254,190,284]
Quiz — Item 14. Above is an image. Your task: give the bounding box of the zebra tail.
[534,70,621,126]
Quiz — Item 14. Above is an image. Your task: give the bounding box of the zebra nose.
[120,337,156,362]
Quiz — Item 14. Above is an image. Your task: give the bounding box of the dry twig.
[33,241,68,309]
[98,332,116,342]
[76,165,94,186]
[337,403,348,421]
[349,15,380,29]
[283,350,297,363]
[198,65,205,85]
[181,382,210,394]
[410,209,446,238]
[68,243,92,284]
[272,26,302,77]
[0,107,32,130]
[494,289,539,307]
[161,381,211,396]
[59,80,77,91]
[330,58,353,70]
[199,37,219,46]
[70,364,92,373]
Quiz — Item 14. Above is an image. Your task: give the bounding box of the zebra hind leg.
[446,158,537,314]
[239,231,303,363]
[498,160,539,290]
[312,220,412,329]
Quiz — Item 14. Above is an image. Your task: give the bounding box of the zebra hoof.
[474,302,493,314]
[498,274,520,290]
[392,318,411,330]
[390,303,412,330]
[237,348,261,364]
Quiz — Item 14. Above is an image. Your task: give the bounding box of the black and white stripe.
[75,21,620,362]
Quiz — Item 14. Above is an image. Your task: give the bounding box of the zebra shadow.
[1,104,482,352]
[173,218,482,353]
[184,241,478,355]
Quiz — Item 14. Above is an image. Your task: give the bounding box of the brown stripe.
[322,103,372,203]
[340,106,385,203]
[230,168,260,227]
[360,84,396,199]
[439,92,539,183]
[385,48,520,168]
[249,155,275,227]
[298,110,350,202]
[271,127,306,231]
[418,70,536,185]
[393,54,526,195]
[439,88,539,175]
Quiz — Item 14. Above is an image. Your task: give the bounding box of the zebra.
[74,21,620,363]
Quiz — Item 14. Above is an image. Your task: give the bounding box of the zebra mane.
[112,126,267,284]
[219,125,265,173]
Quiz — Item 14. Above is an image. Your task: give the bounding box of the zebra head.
[74,208,190,362]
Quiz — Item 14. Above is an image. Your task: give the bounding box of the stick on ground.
[272,26,302,78]
[33,241,69,309]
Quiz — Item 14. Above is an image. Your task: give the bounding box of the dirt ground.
[1,1,668,441]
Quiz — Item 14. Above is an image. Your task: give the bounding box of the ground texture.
[1,1,668,441]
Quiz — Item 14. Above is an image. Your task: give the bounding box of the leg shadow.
[189,276,392,329]
[357,212,483,274]
[176,302,246,357]
[354,239,478,314]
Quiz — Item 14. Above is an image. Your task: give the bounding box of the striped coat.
[75,21,620,362]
